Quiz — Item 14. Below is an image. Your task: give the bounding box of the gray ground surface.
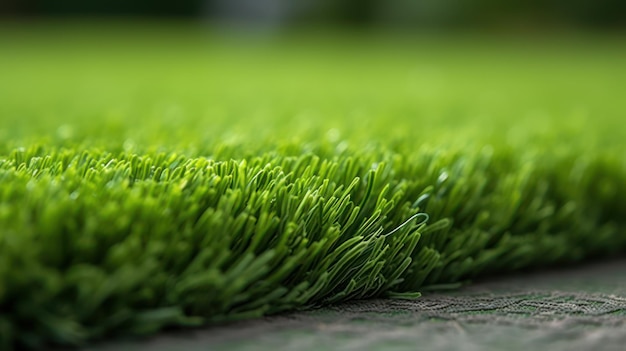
[91,259,626,351]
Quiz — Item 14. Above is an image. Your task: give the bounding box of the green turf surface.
[1,22,625,349]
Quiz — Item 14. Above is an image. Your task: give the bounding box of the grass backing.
[1,22,626,349]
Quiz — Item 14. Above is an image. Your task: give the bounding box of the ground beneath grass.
[91,259,626,351]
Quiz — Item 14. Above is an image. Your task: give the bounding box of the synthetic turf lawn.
[1,22,626,349]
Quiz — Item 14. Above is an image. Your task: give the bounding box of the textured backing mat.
[91,259,626,351]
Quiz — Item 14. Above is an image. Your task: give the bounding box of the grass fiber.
[1,22,626,349]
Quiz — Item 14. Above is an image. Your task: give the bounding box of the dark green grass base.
[1,23,626,349]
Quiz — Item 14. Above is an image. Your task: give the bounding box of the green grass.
[1,22,626,349]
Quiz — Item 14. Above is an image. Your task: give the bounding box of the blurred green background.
[1,0,624,151]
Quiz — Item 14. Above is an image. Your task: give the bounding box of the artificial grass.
[1,23,626,349]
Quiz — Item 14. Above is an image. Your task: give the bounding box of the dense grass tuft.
[1,24,626,349]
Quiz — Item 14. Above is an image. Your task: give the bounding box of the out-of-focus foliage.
[2,0,625,28]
